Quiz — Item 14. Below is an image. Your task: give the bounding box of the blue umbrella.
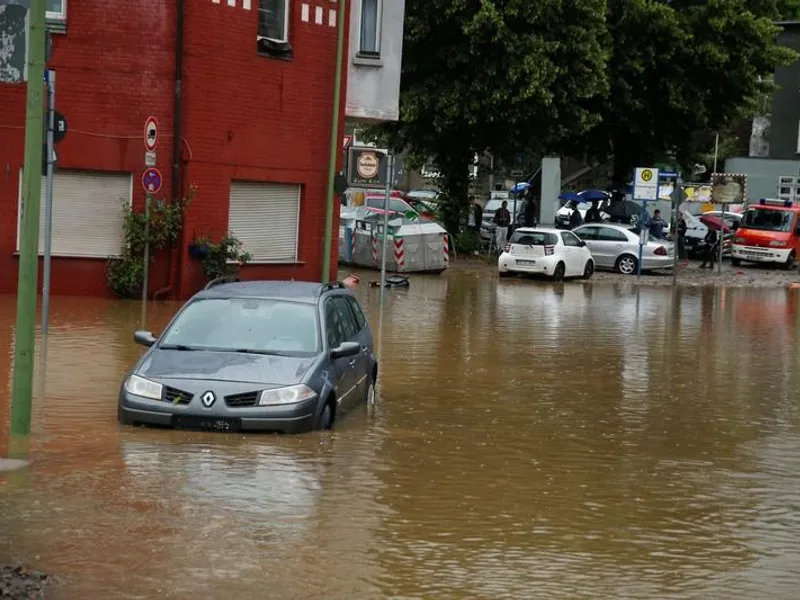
[511,182,530,194]
[558,191,581,203]
[577,189,611,202]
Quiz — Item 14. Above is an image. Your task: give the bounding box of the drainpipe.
[154,0,185,301]
[321,0,348,282]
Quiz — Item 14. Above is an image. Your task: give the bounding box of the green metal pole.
[10,0,47,439]
[321,0,347,283]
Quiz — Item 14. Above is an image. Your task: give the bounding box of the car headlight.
[769,240,787,248]
[124,374,163,400]
[259,384,317,406]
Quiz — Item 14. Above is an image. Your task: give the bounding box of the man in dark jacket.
[493,200,512,249]
[568,202,583,229]
[699,227,718,268]
[585,200,602,223]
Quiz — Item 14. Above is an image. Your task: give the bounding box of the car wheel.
[582,260,595,279]
[731,258,741,267]
[783,252,796,270]
[615,254,638,275]
[314,399,335,431]
[364,379,376,406]
[553,262,566,281]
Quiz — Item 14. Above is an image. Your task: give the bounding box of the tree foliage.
[582,0,797,181]
[379,0,610,231]
[385,0,797,215]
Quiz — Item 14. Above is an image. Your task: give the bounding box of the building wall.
[345,0,405,122]
[769,25,800,160]
[725,157,800,200]
[0,0,177,297]
[176,0,350,297]
[0,0,351,299]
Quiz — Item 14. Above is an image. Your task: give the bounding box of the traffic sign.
[142,168,162,194]
[343,135,353,150]
[144,151,156,167]
[144,116,159,151]
[53,111,67,143]
[633,167,659,201]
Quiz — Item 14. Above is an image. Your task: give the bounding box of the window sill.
[353,54,383,67]
[46,17,67,34]
[13,252,119,259]
[227,260,306,266]
[257,37,293,61]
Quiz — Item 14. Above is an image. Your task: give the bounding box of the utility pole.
[10,0,47,440]
[321,0,347,283]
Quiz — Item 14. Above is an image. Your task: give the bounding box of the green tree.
[380,0,610,233]
[579,0,796,183]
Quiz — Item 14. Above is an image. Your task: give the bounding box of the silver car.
[572,223,675,274]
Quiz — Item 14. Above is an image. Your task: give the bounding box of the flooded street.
[2,270,800,599]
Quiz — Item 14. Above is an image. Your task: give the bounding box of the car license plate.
[173,416,241,433]
[517,259,536,266]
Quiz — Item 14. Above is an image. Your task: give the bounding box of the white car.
[497,227,595,281]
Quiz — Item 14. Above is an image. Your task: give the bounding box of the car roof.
[576,223,631,231]
[514,227,563,235]
[193,280,353,303]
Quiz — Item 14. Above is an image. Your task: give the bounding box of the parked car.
[497,227,595,281]
[480,198,529,243]
[572,223,675,274]
[118,280,377,434]
[732,198,800,269]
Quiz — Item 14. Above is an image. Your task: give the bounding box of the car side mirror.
[579,240,587,247]
[134,330,157,347]
[795,226,800,237]
[330,341,360,360]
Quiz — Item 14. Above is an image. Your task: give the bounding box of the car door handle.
[349,359,356,368]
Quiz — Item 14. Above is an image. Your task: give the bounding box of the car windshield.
[366,198,414,214]
[741,208,794,232]
[160,298,320,356]
[510,231,557,245]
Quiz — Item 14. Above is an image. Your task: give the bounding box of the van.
[731,198,800,269]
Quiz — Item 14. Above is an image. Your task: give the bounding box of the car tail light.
[654,246,667,256]
[504,244,511,252]
[545,245,555,256]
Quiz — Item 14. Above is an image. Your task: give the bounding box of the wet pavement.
[2,270,800,599]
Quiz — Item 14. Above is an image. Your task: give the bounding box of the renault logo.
[201,391,216,407]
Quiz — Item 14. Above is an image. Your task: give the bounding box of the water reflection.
[0,273,799,599]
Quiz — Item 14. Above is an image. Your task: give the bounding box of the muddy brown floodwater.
[2,270,800,599]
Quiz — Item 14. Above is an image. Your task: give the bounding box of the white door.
[560,231,585,275]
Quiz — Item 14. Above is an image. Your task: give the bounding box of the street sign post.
[633,167,660,279]
[144,116,159,152]
[142,167,163,194]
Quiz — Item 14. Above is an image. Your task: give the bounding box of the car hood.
[137,349,318,386]
[737,228,792,244]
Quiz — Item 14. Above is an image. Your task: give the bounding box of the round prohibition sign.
[641,169,654,182]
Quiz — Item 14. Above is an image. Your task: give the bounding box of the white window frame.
[46,0,67,21]
[358,0,382,57]
[16,169,133,258]
[258,0,290,44]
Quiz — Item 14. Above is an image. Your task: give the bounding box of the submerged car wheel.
[616,254,638,275]
[582,260,595,279]
[315,399,335,431]
[365,380,376,406]
[553,262,566,281]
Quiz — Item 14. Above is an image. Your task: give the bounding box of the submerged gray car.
[118,280,378,434]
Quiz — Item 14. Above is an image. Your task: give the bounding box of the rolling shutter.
[17,169,130,258]
[228,181,300,262]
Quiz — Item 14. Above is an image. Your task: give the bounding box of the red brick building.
[0,0,350,299]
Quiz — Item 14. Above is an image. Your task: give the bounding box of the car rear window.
[510,231,557,245]
[161,298,320,355]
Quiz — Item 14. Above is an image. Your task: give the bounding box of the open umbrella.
[577,189,610,202]
[699,214,732,233]
[511,182,530,194]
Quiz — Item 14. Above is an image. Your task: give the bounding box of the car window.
[366,198,414,214]
[325,299,349,349]
[561,232,582,247]
[597,227,628,242]
[574,226,599,240]
[344,296,367,332]
[160,298,320,355]
[509,230,557,245]
[331,296,358,340]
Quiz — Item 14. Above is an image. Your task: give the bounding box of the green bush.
[454,229,481,255]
